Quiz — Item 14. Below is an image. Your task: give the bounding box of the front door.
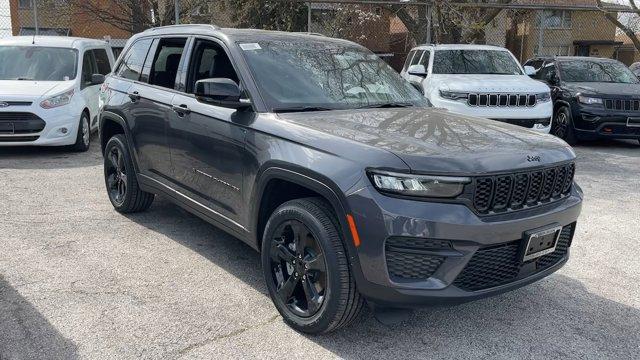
[168,38,246,226]
[576,45,590,57]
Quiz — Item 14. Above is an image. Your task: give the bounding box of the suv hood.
[564,82,640,97]
[432,74,549,93]
[0,80,73,99]
[277,107,574,174]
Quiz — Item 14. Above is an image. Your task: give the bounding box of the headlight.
[536,92,551,102]
[40,89,74,109]
[577,95,602,105]
[439,90,468,101]
[369,171,470,198]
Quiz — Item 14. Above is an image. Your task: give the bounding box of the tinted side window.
[148,38,187,89]
[93,49,111,75]
[403,50,416,71]
[186,39,239,94]
[116,38,152,81]
[81,50,96,88]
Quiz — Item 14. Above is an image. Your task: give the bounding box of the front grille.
[0,135,39,142]
[604,98,640,111]
[0,112,46,134]
[385,237,450,281]
[453,224,574,291]
[0,101,33,107]
[472,163,575,215]
[468,93,537,107]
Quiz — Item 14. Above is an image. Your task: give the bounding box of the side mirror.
[91,74,105,85]
[407,64,427,77]
[195,78,251,109]
[523,66,537,77]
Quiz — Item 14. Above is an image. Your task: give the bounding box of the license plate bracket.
[522,225,562,262]
[627,117,640,128]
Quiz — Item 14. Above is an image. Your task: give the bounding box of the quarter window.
[116,38,152,81]
[81,50,96,88]
[410,50,424,66]
[402,50,416,72]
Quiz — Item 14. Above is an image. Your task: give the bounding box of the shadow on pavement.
[0,276,78,359]
[0,135,102,170]
[125,198,639,359]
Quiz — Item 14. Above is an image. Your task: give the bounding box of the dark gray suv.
[99,25,583,334]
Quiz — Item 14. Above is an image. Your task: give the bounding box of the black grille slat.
[473,163,574,214]
[454,224,575,291]
[604,98,640,112]
[385,237,448,280]
[0,112,46,134]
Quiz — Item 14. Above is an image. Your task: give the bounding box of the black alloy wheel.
[105,145,127,207]
[269,219,327,318]
[552,106,577,145]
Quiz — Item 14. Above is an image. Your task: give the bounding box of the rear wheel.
[552,106,577,145]
[104,134,154,213]
[261,198,364,334]
[71,112,91,152]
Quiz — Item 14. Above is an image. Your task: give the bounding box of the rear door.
[168,37,247,227]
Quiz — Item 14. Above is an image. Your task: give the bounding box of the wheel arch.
[99,111,141,174]
[251,166,359,262]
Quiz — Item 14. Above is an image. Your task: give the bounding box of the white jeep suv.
[0,36,114,151]
[400,44,552,133]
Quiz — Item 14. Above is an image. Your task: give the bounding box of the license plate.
[627,117,640,127]
[0,122,14,134]
[522,225,562,262]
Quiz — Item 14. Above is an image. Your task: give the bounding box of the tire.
[103,134,154,213]
[71,111,91,152]
[551,106,578,145]
[261,197,364,334]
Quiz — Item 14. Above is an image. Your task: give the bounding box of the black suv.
[99,25,583,334]
[534,56,640,144]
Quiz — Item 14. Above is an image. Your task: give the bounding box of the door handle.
[172,104,191,115]
[127,91,140,101]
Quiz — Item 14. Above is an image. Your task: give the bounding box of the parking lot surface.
[1,138,639,360]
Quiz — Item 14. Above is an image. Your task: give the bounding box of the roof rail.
[144,24,220,33]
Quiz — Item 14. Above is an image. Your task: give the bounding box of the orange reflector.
[604,127,612,132]
[346,214,361,247]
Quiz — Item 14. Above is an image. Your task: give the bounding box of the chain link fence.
[1,0,639,69]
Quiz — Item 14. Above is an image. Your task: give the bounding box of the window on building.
[18,0,32,9]
[537,10,572,29]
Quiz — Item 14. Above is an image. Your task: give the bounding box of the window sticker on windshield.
[240,43,262,51]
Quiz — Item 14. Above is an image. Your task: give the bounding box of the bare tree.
[597,0,640,53]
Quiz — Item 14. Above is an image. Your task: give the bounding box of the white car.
[400,44,553,133]
[0,36,114,151]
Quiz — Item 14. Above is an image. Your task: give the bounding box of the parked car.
[400,44,553,133]
[0,36,114,151]
[99,25,582,334]
[534,56,640,145]
[629,61,640,78]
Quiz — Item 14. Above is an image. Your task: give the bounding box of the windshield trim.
[0,46,79,81]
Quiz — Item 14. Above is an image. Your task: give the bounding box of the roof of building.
[0,36,110,48]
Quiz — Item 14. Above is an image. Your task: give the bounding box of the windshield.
[559,60,639,84]
[432,50,522,75]
[0,46,78,81]
[239,40,427,111]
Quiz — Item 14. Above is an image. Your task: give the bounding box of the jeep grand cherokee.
[99,25,583,334]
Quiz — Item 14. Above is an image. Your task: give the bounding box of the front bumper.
[431,97,553,133]
[573,106,640,140]
[346,184,582,307]
[0,109,79,146]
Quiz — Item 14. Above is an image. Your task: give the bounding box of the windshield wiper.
[272,106,336,113]
[357,102,414,109]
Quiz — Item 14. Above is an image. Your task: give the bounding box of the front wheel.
[552,106,578,145]
[71,112,91,152]
[261,198,364,334]
[103,134,154,213]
